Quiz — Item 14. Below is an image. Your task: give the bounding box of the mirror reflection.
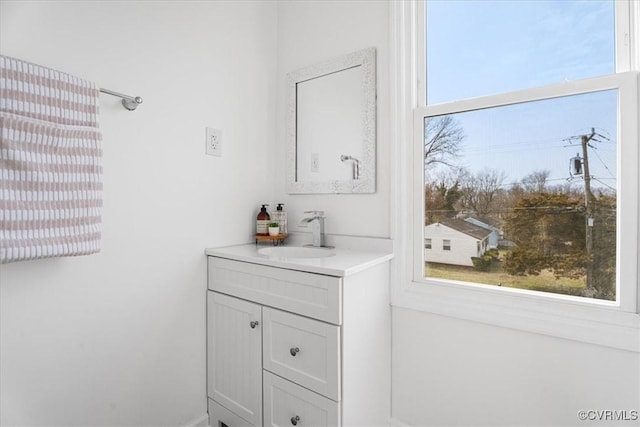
[296,66,362,182]
[286,48,376,194]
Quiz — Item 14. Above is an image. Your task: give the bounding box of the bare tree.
[459,168,507,217]
[424,115,465,168]
[521,169,550,194]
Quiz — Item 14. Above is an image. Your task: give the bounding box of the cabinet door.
[208,292,262,426]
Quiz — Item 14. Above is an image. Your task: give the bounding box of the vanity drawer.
[208,257,342,324]
[263,371,340,427]
[208,399,255,427]
[263,307,341,401]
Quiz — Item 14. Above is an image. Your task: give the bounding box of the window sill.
[391,276,640,353]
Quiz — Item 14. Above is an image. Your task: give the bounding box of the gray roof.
[464,215,501,229]
[433,219,492,240]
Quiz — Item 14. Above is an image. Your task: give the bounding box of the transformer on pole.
[570,153,583,176]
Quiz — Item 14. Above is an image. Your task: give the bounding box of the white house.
[424,219,492,267]
[463,216,502,248]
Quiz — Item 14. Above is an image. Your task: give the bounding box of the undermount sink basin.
[258,246,336,259]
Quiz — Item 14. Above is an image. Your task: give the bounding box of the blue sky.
[425,0,617,190]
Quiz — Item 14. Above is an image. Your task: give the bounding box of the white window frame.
[390,0,640,352]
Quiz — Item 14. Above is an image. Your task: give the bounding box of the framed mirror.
[286,48,376,194]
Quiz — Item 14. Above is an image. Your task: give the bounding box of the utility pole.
[565,127,610,295]
[581,128,596,293]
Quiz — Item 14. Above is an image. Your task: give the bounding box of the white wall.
[0,1,277,425]
[274,0,390,239]
[392,308,640,426]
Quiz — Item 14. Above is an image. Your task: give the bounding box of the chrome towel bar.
[99,88,143,111]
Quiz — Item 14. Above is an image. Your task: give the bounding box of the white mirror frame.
[285,47,377,194]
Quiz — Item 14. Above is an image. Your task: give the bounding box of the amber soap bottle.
[256,204,270,235]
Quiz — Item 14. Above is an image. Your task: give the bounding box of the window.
[425,238,432,249]
[417,0,636,303]
[423,90,619,299]
[391,0,640,350]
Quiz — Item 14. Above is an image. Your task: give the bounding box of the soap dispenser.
[256,204,270,235]
[272,203,288,235]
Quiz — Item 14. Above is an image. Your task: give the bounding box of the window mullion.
[616,0,632,72]
[418,73,628,119]
[412,108,427,282]
[416,0,426,107]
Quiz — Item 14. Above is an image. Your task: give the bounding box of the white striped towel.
[0,55,103,263]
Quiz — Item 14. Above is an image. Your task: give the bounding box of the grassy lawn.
[425,255,587,296]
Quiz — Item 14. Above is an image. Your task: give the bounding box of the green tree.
[503,193,587,279]
[590,192,616,300]
[504,190,616,300]
[425,180,462,224]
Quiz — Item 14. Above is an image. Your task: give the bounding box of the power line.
[425,176,616,189]
[591,149,616,179]
[591,177,616,191]
[424,206,616,214]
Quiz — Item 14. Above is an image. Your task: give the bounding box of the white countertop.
[205,238,393,277]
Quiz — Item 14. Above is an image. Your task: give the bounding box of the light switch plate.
[206,128,222,157]
[311,152,320,173]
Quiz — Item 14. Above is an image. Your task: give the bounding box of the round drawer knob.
[290,347,300,356]
[249,321,259,329]
[291,415,300,426]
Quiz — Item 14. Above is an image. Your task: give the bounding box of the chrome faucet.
[300,211,326,247]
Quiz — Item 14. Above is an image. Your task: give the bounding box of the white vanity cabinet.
[206,250,391,427]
